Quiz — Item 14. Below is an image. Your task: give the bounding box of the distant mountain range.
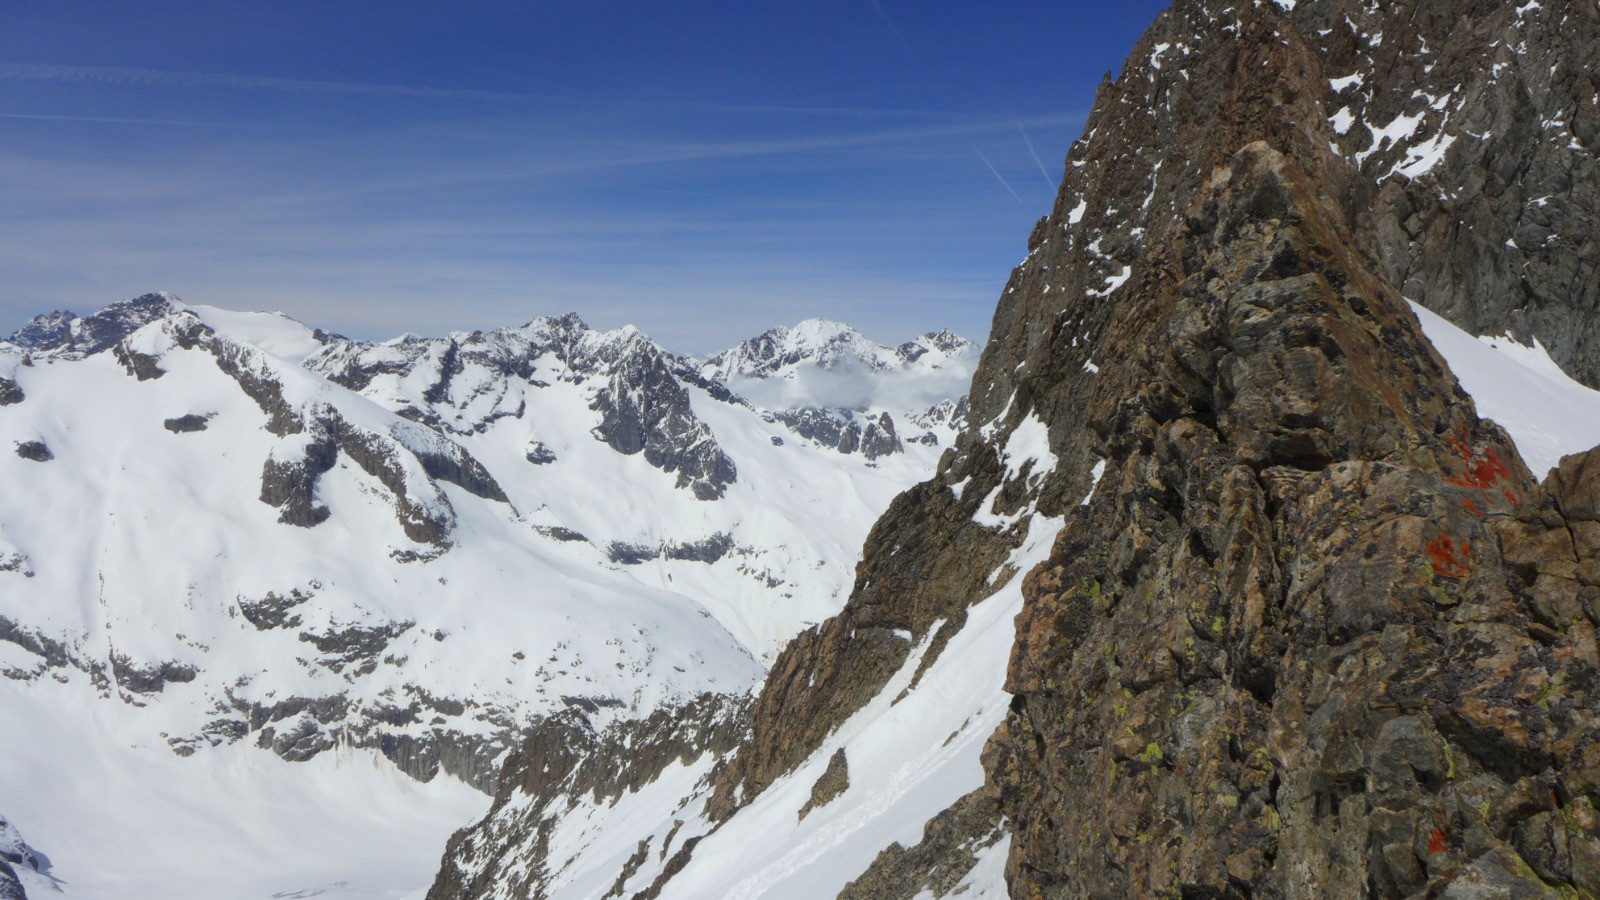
[0,292,975,898]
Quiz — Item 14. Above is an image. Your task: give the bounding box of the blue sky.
[1,1,1166,352]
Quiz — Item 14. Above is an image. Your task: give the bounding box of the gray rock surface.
[308,312,740,500]
[11,442,50,463]
[770,408,903,459]
[162,413,212,433]
[0,815,41,900]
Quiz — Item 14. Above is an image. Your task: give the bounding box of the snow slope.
[1411,300,1600,478]
[0,683,487,900]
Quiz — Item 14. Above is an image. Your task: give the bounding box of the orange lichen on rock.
[1426,533,1472,578]
[1444,433,1513,492]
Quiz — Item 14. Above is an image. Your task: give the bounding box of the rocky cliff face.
[980,2,1600,894]
[428,693,750,900]
[306,314,740,500]
[993,139,1600,897]
[430,0,1600,896]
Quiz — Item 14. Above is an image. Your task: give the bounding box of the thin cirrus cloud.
[0,111,195,126]
[0,62,992,121]
[0,37,1091,349]
[0,62,524,101]
[287,111,1090,200]
[0,98,1081,349]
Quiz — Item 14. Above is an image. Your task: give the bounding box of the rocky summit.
[429,0,1600,897]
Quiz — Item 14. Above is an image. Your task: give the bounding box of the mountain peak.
[5,292,182,357]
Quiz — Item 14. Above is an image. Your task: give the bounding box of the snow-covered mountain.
[698,319,976,439]
[0,293,974,899]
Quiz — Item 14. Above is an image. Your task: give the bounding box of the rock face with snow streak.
[308,313,740,500]
[430,1,1600,897]
[1328,0,1600,388]
[699,320,972,383]
[427,693,750,900]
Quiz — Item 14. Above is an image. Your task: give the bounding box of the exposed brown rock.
[989,140,1600,898]
[796,748,850,821]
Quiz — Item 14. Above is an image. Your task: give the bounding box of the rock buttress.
[989,139,1600,898]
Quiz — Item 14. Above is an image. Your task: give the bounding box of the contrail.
[0,111,193,125]
[1016,119,1056,189]
[867,0,917,58]
[0,63,520,101]
[975,149,1024,203]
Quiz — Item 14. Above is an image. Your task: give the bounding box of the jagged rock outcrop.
[590,329,737,500]
[838,789,1005,899]
[110,652,199,695]
[1334,1,1600,389]
[770,408,903,459]
[259,429,339,528]
[307,313,740,500]
[606,533,737,566]
[966,1,1600,893]
[0,815,41,900]
[3,292,177,357]
[237,587,315,630]
[796,748,850,820]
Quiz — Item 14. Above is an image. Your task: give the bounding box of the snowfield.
[1410,300,1600,479]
